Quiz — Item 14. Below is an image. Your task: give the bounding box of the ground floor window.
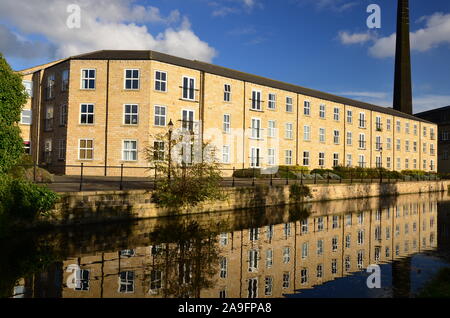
[123,140,138,161]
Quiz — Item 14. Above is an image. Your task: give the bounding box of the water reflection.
[5,192,450,298]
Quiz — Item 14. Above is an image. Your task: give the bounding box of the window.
[224,84,231,102]
[423,160,427,170]
[249,228,259,241]
[376,156,382,168]
[155,71,167,92]
[303,125,310,141]
[334,107,340,121]
[23,141,31,155]
[266,250,273,268]
[222,145,230,163]
[80,104,94,124]
[283,247,291,263]
[319,104,326,118]
[423,142,427,153]
[317,217,324,231]
[150,270,163,293]
[300,269,308,284]
[251,147,261,167]
[154,106,166,126]
[124,69,140,90]
[124,104,138,125]
[431,160,435,171]
[319,128,325,143]
[301,219,308,233]
[268,94,276,110]
[331,259,337,274]
[286,97,293,112]
[405,140,410,152]
[345,256,351,272]
[81,69,96,89]
[430,128,435,140]
[359,155,366,168]
[60,104,67,126]
[123,140,138,161]
[347,110,353,123]
[62,70,69,92]
[58,139,66,160]
[359,113,366,128]
[302,242,308,259]
[182,76,195,100]
[46,74,55,99]
[396,139,401,151]
[286,123,293,139]
[317,264,323,278]
[23,80,33,97]
[405,122,410,134]
[430,144,435,155]
[251,118,262,139]
[376,136,382,151]
[345,234,351,248]
[396,121,401,133]
[346,154,352,167]
[347,131,352,146]
[264,277,273,296]
[268,120,276,138]
[223,114,231,133]
[413,141,417,152]
[248,278,258,298]
[266,225,274,240]
[332,237,338,251]
[414,124,418,136]
[119,271,134,293]
[359,133,366,149]
[423,127,427,137]
[333,130,340,144]
[333,153,339,167]
[319,152,325,167]
[357,230,364,245]
[182,110,194,132]
[386,119,391,131]
[20,109,32,125]
[303,151,310,166]
[284,223,291,237]
[79,139,93,160]
[220,233,228,246]
[282,273,290,289]
[317,240,324,255]
[304,101,310,116]
[153,141,165,161]
[251,90,262,110]
[248,250,258,272]
[268,148,276,165]
[386,138,392,150]
[285,150,293,165]
[376,116,382,131]
[220,257,227,278]
[74,269,90,291]
[44,139,52,163]
[357,251,364,268]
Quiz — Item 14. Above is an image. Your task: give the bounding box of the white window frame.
[124,69,140,90]
[319,152,325,167]
[303,151,310,166]
[267,120,276,138]
[304,101,311,116]
[268,148,276,165]
[81,69,96,90]
[333,130,340,144]
[80,104,95,125]
[182,76,196,101]
[222,145,230,164]
[155,70,168,92]
[319,104,326,119]
[268,93,276,110]
[223,114,231,133]
[285,150,293,165]
[224,84,231,102]
[124,104,139,125]
[78,139,94,160]
[286,97,293,112]
[303,125,310,141]
[286,123,293,139]
[319,128,325,143]
[333,107,340,121]
[20,109,32,125]
[251,90,262,111]
[122,140,138,162]
[251,118,262,139]
[347,110,353,124]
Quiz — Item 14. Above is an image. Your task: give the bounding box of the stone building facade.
[18,50,438,176]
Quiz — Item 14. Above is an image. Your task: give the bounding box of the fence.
[19,163,441,192]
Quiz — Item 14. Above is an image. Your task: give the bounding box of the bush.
[8,155,54,183]
[0,175,59,233]
[232,168,261,178]
[289,184,312,202]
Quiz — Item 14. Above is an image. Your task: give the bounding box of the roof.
[29,49,436,124]
[415,105,450,117]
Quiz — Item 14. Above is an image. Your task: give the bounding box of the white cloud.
[338,31,376,45]
[293,0,358,12]
[369,12,450,58]
[210,0,262,17]
[0,0,217,63]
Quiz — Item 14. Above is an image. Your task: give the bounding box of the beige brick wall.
[21,57,438,176]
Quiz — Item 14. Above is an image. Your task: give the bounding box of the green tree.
[0,53,28,173]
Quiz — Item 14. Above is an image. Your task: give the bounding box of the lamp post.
[168,119,174,180]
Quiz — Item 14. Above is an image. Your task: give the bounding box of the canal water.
[2,192,450,298]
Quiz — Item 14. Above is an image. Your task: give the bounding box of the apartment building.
[17,50,438,176]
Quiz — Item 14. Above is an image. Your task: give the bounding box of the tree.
[145,130,226,209]
[0,53,28,174]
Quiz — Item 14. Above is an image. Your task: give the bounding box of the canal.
[2,192,450,298]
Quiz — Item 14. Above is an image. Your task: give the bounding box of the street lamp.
[168,119,174,180]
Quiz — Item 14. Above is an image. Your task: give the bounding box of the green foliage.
[9,155,54,183]
[233,168,261,178]
[289,184,312,202]
[0,53,28,174]
[146,133,226,209]
[0,175,60,234]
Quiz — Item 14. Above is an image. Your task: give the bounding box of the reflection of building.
[416,106,450,173]
[47,196,438,299]
[17,50,437,176]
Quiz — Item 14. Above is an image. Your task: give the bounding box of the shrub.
[289,184,312,202]
[233,168,261,178]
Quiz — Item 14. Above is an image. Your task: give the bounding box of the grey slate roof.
[57,50,433,124]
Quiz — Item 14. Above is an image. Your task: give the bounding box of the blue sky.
[1,0,449,113]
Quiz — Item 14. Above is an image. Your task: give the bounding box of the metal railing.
[17,163,441,192]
